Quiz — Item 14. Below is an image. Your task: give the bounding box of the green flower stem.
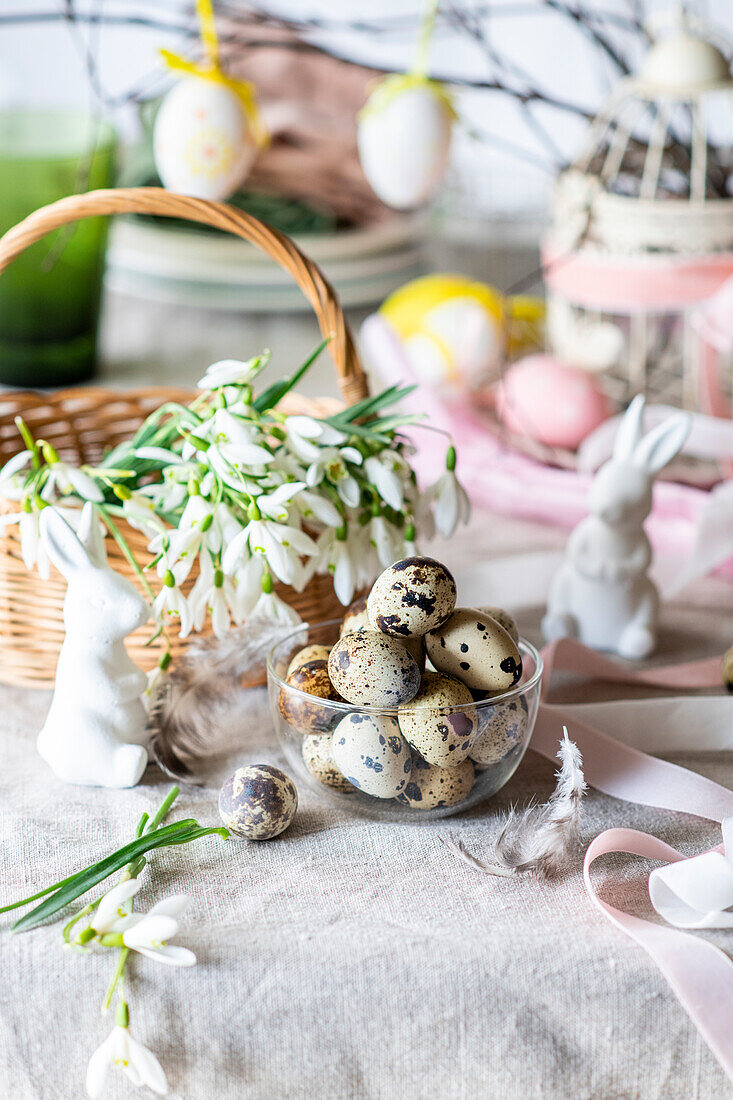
[97,506,156,603]
[146,786,180,833]
[102,947,129,1014]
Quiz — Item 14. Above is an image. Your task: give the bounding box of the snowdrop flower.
[368,506,403,569]
[197,355,265,390]
[0,449,33,499]
[223,512,318,585]
[284,416,347,463]
[152,571,193,638]
[292,488,343,529]
[41,453,104,503]
[190,555,238,636]
[122,492,167,539]
[232,552,265,617]
[91,879,141,936]
[328,527,359,606]
[255,481,306,522]
[364,454,405,511]
[86,1007,167,1097]
[1,501,83,579]
[248,576,302,627]
[207,410,274,488]
[428,446,471,538]
[121,912,196,967]
[161,495,227,577]
[306,446,362,509]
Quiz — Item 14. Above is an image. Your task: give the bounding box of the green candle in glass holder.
[0,110,117,388]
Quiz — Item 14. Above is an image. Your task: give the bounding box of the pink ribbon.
[531,639,733,1082]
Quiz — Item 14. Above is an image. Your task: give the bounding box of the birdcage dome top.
[636,22,732,97]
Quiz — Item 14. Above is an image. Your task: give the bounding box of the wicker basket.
[0,187,369,689]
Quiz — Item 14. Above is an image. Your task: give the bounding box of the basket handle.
[0,187,370,406]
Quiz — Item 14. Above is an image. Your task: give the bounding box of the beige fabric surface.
[1,513,732,1100]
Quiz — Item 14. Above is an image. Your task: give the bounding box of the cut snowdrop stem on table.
[86,1003,168,1098]
[441,729,586,878]
[0,341,469,660]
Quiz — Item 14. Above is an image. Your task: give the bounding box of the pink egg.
[496,355,611,449]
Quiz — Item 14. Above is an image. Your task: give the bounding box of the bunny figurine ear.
[612,394,646,461]
[40,508,92,580]
[633,411,692,475]
[77,502,107,567]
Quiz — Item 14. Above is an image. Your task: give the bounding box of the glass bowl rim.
[267,617,543,716]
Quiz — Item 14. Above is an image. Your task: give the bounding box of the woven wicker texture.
[0,188,369,688]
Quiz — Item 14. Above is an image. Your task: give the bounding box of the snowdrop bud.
[22,497,33,513]
[163,570,176,588]
[370,500,381,517]
[336,524,348,542]
[270,426,286,441]
[446,445,457,471]
[214,569,224,588]
[200,513,214,532]
[188,478,200,496]
[113,484,132,501]
[248,501,262,521]
[158,651,172,672]
[77,927,96,945]
[42,442,59,464]
[116,1002,129,1029]
[405,522,416,542]
[261,572,274,594]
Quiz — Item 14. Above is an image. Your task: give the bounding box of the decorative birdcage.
[543,10,733,418]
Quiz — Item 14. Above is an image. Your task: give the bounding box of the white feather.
[441,728,586,878]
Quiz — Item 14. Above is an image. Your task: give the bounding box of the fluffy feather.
[441,728,586,878]
[147,620,301,779]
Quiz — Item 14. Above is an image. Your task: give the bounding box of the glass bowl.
[267,619,543,821]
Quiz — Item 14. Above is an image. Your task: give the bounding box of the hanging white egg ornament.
[358,75,455,210]
[154,74,259,202]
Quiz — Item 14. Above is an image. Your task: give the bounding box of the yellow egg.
[380,274,505,386]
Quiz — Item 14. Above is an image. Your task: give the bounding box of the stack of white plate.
[105,212,428,312]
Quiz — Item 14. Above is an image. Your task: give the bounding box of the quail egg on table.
[471,695,529,769]
[331,713,412,798]
[328,631,421,707]
[426,608,522,693]
[397,753,475,809]
[219,764,298,840]
[302,734,353,793]
[478,606,519,646]
[278,659,344,735]
[398,671,477,767]
[286,644,332,679]
[367,556,456,637]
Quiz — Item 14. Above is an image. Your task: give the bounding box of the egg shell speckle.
[328,631,420,706]
[340,595,371,635]
[478,606,519,646]
[398,671,477,767]
[397,753,475,809]
[426,607,522,692]
[286,644,332,679]
[331,713,412,798]
[471,695,529,768]
[278,660,344,735]
[219,764,298,839]
[302,734,353,793]
[367,556,456,637]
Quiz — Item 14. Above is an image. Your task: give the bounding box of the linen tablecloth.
[2,513,732,1100]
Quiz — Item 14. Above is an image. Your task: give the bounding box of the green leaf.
[253,337,331,414]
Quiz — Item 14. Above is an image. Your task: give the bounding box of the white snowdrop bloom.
[248,588,302,627]
[121,912,196,967]
[197,355,265,390]
[222,518,318,585]
[255,481,306,522]
[231,552,265,617]
[122,493,167,539]
[364,454,406,511]
[1,501,83,579]
[0,449,33,499]
[91,879,141,935]
[207,411,274,488]
[369,511,403,569]
[292,488,342,529]
[139,467,190,513]
[428,471,471,539]
[284,416,347,463]
[86,1024,168,1097]
[190,555,238,636]
[306,447,362,509]
[41,459,104,503]
[152,574,193,638]
[163,495,231,577]
[329,535,359,606]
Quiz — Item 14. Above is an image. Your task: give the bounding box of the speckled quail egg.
[397,753,475,809]
[470,695,529,769]
[478,606,519,646]
[331,713,412,798]
[219,764,297,840]
[302,734,353,793]
[286,644,332,679]
[278,660,345,735]
[426,607,522,693]
[398,671,477,767]
[328,631,420,706]
[367,556,456,637]
[340,595,371,635]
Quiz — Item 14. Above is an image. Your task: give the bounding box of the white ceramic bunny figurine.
[38,502,150,787]
[542,395,691,660]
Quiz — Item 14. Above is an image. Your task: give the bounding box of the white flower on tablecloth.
[364,454,405,511]
[91,879,141,936]
[86,1021,168,1097]
[306,446,362,509]
[197,355,265,390]
[121,911,196,967]
[284,415,347,463]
